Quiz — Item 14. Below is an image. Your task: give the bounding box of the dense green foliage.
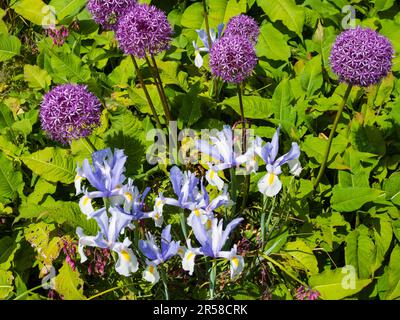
[1,0,400,300]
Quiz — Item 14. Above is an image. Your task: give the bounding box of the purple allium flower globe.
[40,84,102,145]
[209,35,258,84]
[224,14,260,44]
[330,26,394,87]
[116,3,173,58]
[87,0,136,30]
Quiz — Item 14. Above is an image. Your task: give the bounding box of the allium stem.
[237,83,246,152]
[202,0,212,50]
[149,54,172,123]
[209,259,217,300]
[314,84,353,189]
[130,55,163,130]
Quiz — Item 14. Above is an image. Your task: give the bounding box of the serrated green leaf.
[221,96,273,120]
[54,262,86,300]
[24,64,52,90]
[256,23,291,61]
[21,147,76,184]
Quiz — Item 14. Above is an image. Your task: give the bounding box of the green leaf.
[257,0,304,38]
[221,96,273,120]
[0,152,24,203]
[284,240,318,275]
[0,236,20,271]
[301,134,349,170]
[309,268,372,300]
[345,225,376,279]
[383,172,400,205]
[256,23,291,61]
[0,33,21,62]
[49,0,87,20]
[0,270,13,299]
[378,245,400,300]
[271,78,296,130]
[105,107,146,176]
[0,103,14,129]
[18,200,98,234]
[299,55,323,97]
[54,262,86,300]
[21,147,76,184]
[24,64,52,90]
[331,186,385,212]
[12,0,47,25]
[50,53,91,83]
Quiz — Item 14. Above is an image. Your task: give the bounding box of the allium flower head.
[209,35,257,84]
[116,3,173,58]
[40,84,102,144]
[330,26,394,87]
[87,0,136,30]
[224,14,260,44]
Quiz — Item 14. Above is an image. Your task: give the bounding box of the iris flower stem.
[209,259,217,300]
[260,195,268,248]
[314,84,353,189]
[160,267,170,300]
[230,167,237,215]
[130,55,163,130]
[85,137,97,153]
[179,209,188,239]
[202,0,212,51]
[265,196,276,237]
[149,54,172,123]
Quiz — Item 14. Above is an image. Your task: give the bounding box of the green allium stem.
[314,84,353,189]
[202,0,212,51]
[130,55,163,130]
[149,54,172,123]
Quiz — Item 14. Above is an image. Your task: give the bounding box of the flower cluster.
[39,84,102,145]
[74,148,244,283]
[330,26,394,87]
[116,3,173,58]
[47,26,69,46]
[196,126,301,197]
[87,0,136,30]
[295,286,320,300]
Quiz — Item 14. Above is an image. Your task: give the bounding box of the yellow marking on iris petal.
[206,220,212,230]
[155,213,160,220]
[232,257,239,268]
[268,174,275,186]
[83,196,90,206]
[187,252,194,261]
[156,199,162,207]
[125,192,132,202]
[149,265,155,274]
[209,170,215,179]
[75,175,81,181]
[194,209,201,217]
[121,250,131,261]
